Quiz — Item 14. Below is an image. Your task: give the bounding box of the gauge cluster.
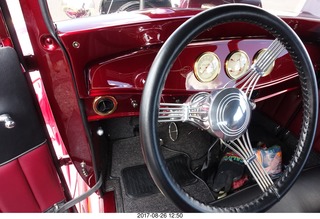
[193,48,274,83]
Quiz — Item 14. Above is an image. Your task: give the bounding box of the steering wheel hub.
[209,88,251,141]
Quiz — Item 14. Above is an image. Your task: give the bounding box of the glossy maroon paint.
[19,0,96,186]
[87,39,295,91]
[56,13,320,115]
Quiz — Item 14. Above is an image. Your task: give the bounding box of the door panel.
[0,143,65,212]
[0,47,45,164]
[0,46,66,212]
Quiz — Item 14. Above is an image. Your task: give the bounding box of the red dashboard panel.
[55,9,320,123]
[85,39,301,121]
[87,39,297,93]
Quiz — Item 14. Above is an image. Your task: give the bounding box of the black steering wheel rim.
[139,4,318,212]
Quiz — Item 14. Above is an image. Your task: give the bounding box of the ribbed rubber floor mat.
[121,154,196,198]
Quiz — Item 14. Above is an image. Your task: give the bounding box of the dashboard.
[85,38,300,121]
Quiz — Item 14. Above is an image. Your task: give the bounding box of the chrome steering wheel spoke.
[159,92,211,130]
[234,39,286,99]
[221,131,279,197]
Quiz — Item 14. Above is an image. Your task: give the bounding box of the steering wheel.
[139,4,318,212]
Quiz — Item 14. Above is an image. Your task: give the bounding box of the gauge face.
[225,50,250,79]
[253,49,275,77]
[194,52,220,82]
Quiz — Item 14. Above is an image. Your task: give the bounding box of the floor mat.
[121,154,197,198]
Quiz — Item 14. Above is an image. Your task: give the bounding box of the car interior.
[1,0,320,213]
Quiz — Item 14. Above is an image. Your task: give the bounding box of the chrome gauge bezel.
[225,50,250,79]
[194,52,221,82]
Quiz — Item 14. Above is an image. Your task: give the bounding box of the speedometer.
[194,52,220,82]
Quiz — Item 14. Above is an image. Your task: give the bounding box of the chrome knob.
[0,114,16,129]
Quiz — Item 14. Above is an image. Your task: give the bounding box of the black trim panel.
[0,47,46,165]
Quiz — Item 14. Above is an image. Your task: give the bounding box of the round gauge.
[225,50,250,79]
[253,49,275,77]
[194,52,221,82]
